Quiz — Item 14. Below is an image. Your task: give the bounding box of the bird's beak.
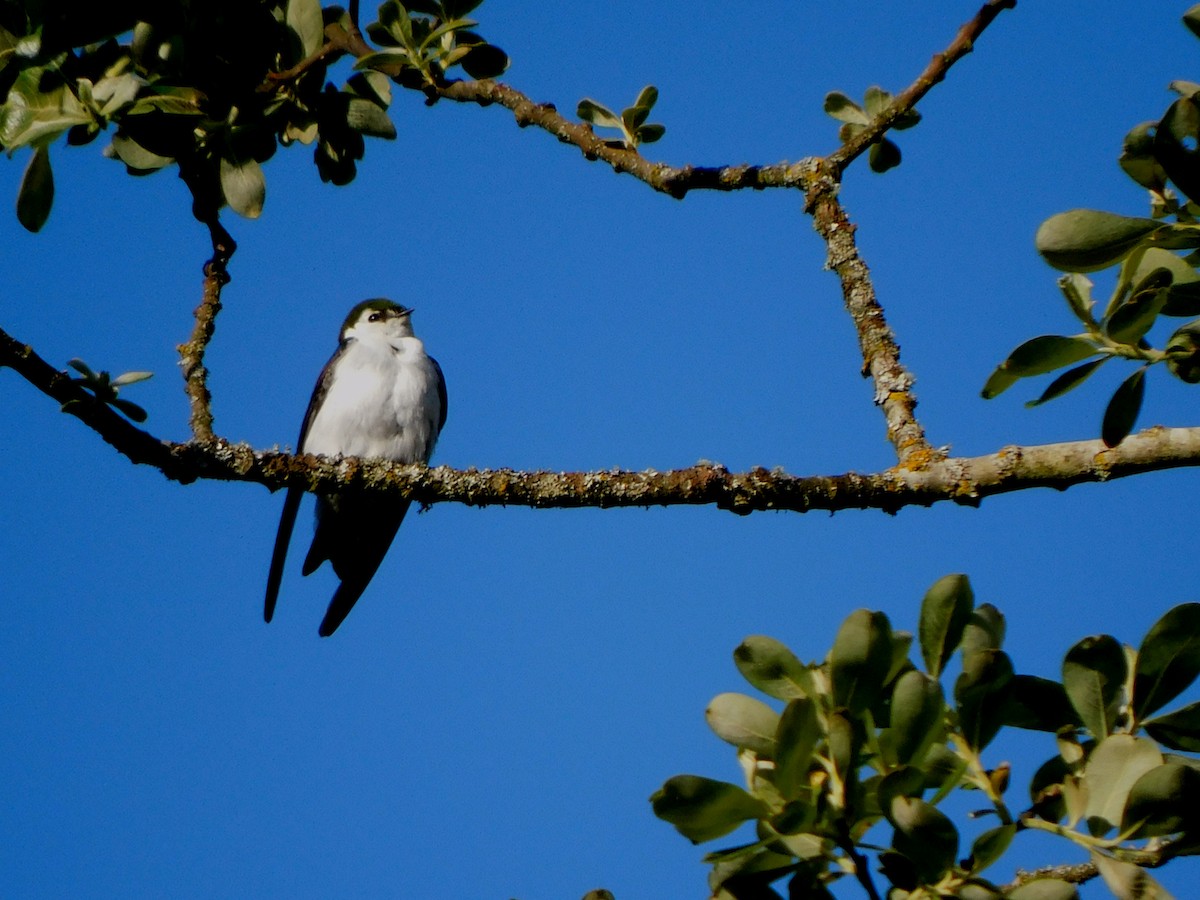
[395,306,414,318]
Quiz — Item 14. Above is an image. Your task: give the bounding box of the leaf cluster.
[984,5,1200,445]
[652,574,1200,899]
[824,87,920,173]
[61,358,152,422]
[576,85,665,151]
[0,0,507,229]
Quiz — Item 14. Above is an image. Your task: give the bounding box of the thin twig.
[176,206,236,442]
[1004,861,1098,892]
[5,324,1200,514]
[825,0,1018,175]
[806,174,935,464]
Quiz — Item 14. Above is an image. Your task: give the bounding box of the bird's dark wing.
[263,343,345,624]
[304,492,412,636]
[431,355,448,435]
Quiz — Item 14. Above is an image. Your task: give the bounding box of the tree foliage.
[653,575,1200,899]
[5,2,1200,898]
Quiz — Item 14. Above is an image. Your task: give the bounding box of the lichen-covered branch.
[175,210,235,443]
[6,324,1200,516]
[806,175,935,464]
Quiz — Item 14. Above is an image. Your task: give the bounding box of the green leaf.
[828,609,893,714]
[1001,674,1081,732]
[219,156,266,218]
[862,85,890,118]
[1145,700,1200,751]
[1129,248,1200,317]
[888,796,958,885]
[1133,604,1200,720]
[112,371,153,387]
[1024,358,1108,408]
[16,145,53,233]
[577,98,622,130]
[824,91,869,126]
[650,775,768,844]
[345,97,396,138]
[1121,763,1200,837]
[918,573,973,677]
[1100,366,1147,448]
[955,649,1013,752]
[1106,284,1168,344]
[961,603,1006,657]
[705,692,779,757]
[1059,272,1096,324]
[981,365,1020,399]
[733,635,810,700]
[287,0,325,57]
[1062,634,1127,738]
[1036,209,1161,273]
[890,670,944,765]
[1083,734,1162,836]
[110,133,173,171]
[1006,880,1080,900]
[1000,335,1098,377]
[1092,852,1173,900]
[773,697,820,799]
[634,85,658,111]
[1120,121,1167,191]
[964,823,1014,875]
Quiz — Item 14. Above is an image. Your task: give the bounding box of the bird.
[264,299,447,636]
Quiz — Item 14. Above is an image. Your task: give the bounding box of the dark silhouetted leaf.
[1121,763,1200,837]
[1101,367,1147,448]
[1145,700,1200,751]
[1025,358,1108,408]
[1157,96,1200,206]
[955,649,1013,752]
[868,138,901,173]
[888,796,958,885]
[460,42,508,79]
[1001,675,1080,732]
[961,603,1006,657]
[16,145,53,232]
[1002,335,1097,377]
[1134,604,1200,720]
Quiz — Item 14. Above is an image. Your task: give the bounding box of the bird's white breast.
[301,336,442,463]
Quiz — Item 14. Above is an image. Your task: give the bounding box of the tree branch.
[806,175,935,464]
[6,323,1200,515]
[825,0,1018,175]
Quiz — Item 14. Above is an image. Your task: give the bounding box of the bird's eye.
[368,312,383,322]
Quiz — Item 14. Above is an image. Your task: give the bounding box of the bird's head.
[341,298,416,345]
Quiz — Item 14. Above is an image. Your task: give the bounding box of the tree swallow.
[264,299,447,636]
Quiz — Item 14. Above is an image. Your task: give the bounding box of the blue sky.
[3,2,1200,897]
